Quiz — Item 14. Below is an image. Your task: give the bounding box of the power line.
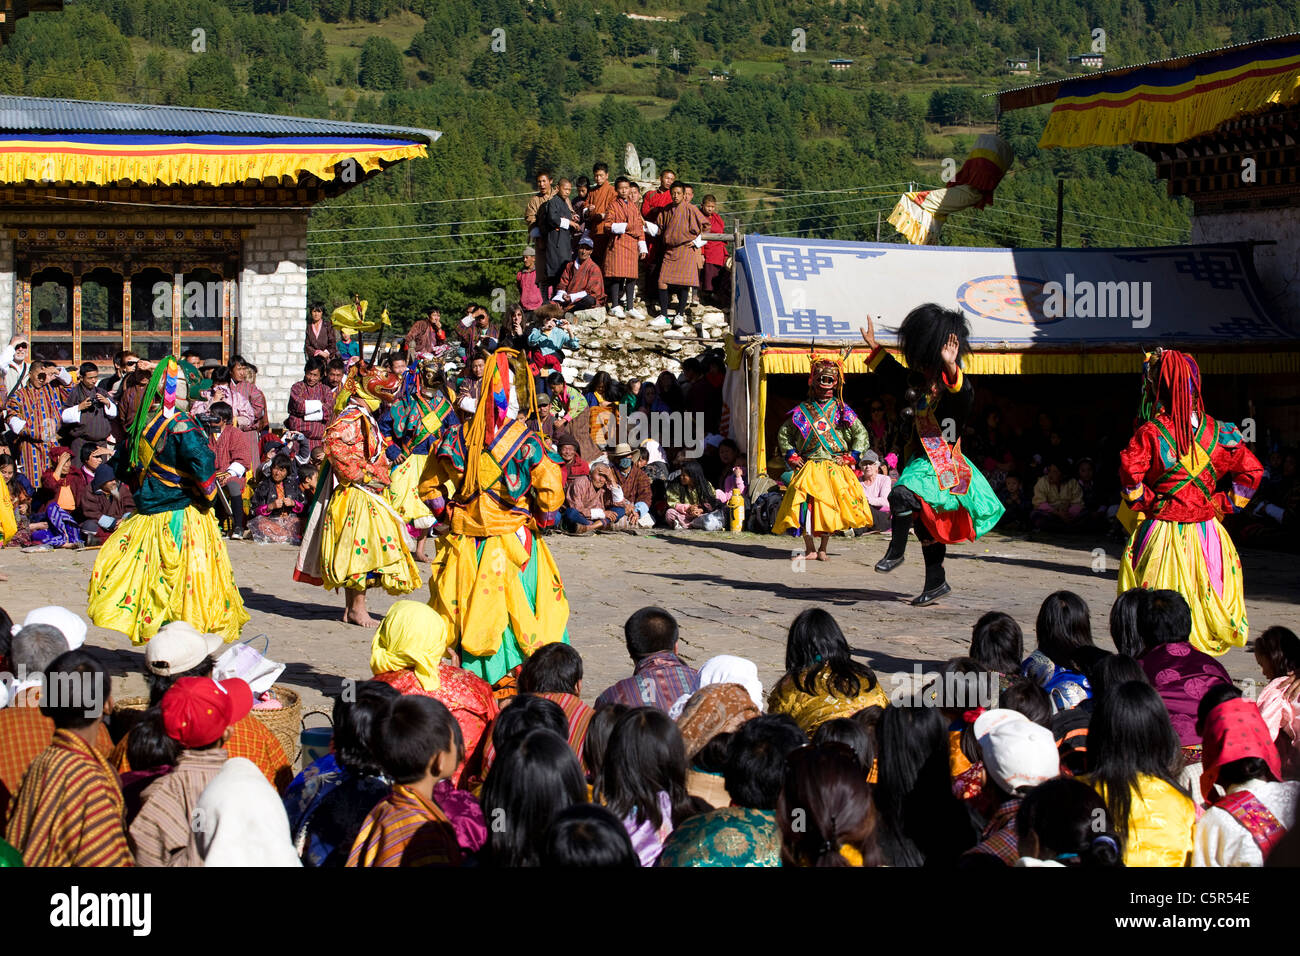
[308,253,522,273]
[308,226,527,247]
[309,240,525,263]
[307,215,526,235]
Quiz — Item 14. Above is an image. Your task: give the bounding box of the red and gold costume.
[294,363,420,594]
[603,196,645,280]
[1117,350,1263,655]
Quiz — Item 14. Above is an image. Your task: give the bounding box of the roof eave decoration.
[999,34,1300,150]
[0,133,428,188]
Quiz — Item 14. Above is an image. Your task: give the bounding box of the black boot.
[875,511,911,572]
[912,541,950,605]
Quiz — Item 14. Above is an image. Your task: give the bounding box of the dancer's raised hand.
[860,315,881,352]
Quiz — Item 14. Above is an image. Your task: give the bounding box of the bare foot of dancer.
[343,589,378,627]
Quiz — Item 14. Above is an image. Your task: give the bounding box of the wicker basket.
[112,686,303,765]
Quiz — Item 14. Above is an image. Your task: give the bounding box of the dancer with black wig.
[861,304,1004,605]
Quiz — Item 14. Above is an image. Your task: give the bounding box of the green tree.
[358,36,404,90]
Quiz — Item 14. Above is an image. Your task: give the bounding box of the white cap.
[145,621,225,676]
[17,606,87,651]
[974,708,1060,795]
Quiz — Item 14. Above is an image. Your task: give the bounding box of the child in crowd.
[997,473,1032,532]
[1254,626,1300,778]
[249,454,306,544]
[347,695,464,867]
[129,676,253,867]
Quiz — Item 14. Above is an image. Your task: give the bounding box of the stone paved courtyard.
[3,529,1296,757]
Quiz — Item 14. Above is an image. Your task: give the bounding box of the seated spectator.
[6,649,132,866]
[249,454,306,545]
[664,460,720,530]
[778,744,882,867]
[1108,587,1147,658]
[813,717,874,771]
[77,459,134,542]
[110,621,292,793]
[547,372,588,429]
[206,401,251,540]
[1,453,36,547]
[195,757,301,866]
[1135,589,1230,753]
[959,709,1061,867]
[556,433,589,491]
[35,445,83,549]
[1075,457,1112,532]
[480,728,587,866]
[285,358,333,451]
[1031,460,1084,532]
[563,462,627,534]
[675,684,761,808]
[873,700,979,866]
[608,441,653,528]
[527,305,578,376]
[130,676,253,867]
[1021,590,1102,713]
[582,702,628,786]
[347,696,464,867]
[1088,681,1195,866]
[542,804,638,867]
[369,601,499,787]
[768,607,888,733]
[595,607,699,712]
[516,643,595,769]
[969,611,1024,691]
[553,237,605,313]
[0,622,112,822]
[996,473,1031,533]
[598,707,704,866]
[1253,626,1300,778]
[283,680,398,867]
[1195,692,1300,866]
[457,304,499,357]
[119,708,180,825]
[1014,777,1124,867]
[858,450,891,533]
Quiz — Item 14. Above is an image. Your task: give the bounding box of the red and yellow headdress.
[336,361,402,413]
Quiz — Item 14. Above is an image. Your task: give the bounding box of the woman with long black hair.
[480,728,588,867]
[1021,590,1105,712]
[597,707,705,866]
[872,701,978,866]
[1086,681,1195,866]
[767,607,888,733]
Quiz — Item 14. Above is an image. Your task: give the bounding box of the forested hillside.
[5,0,1297,314]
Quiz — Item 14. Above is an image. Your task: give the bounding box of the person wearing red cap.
[1194,689,1299,866]
[128,676,252,867]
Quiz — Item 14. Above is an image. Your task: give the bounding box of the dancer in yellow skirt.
[1117,349,1263,655]
[421,349,570,690]
[294,361,421,626]
[772,355,872,562]
[87,358,249,644]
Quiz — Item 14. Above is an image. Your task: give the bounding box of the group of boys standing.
[527,165,728,324]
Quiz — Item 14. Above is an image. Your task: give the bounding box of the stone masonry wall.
[1192,207,1300,335]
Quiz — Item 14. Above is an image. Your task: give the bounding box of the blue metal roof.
[0,95,440,145]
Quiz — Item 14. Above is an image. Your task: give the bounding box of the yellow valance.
[1040,39,1300,148]
[758,347,1300,376]
[0,134,427,187]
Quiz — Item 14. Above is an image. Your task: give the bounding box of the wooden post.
[1055,179,1064,248]
[876,210,881,241]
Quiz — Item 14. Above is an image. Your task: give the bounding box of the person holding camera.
[4,359,70,488]
[206,402,251,540]
[60,362,118,462]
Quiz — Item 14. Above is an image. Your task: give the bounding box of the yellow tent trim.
[1040,50,1300,148]
[758,347,1300,376]
[0,141,428,188]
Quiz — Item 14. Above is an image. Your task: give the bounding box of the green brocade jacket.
[776,398,869,465]
[110,409,219,516]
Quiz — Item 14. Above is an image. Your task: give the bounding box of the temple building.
[0,95,437,414]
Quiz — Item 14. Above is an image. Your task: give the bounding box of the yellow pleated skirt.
[320,484,422,594]
[386,454,433,523]
[87,506,249,645]
[429,530,569,662]
[0,476,15,543]
[1118,517,1247,656]
[772,458,872,536]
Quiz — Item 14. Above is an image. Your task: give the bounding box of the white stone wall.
[238,211,308,421]
[1192,207,1300,335]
